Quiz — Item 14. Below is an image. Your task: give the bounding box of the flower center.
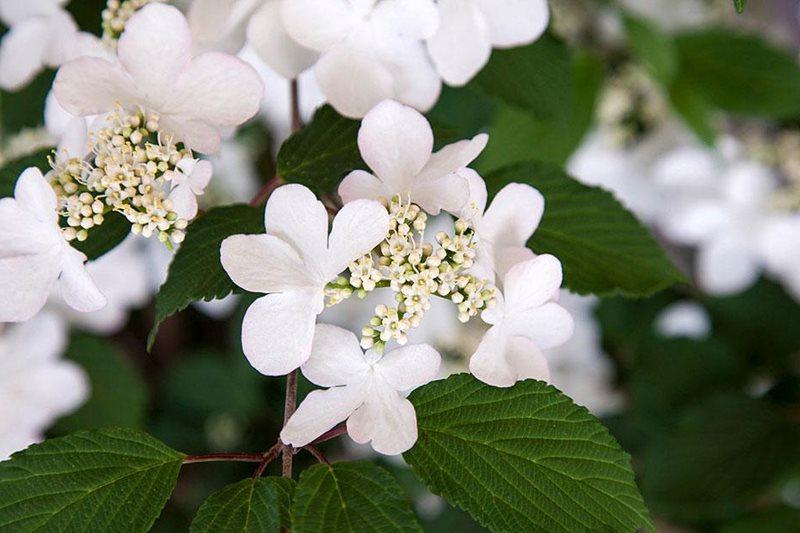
[597,65,668,148]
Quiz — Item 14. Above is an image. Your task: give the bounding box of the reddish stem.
[310,423,347,445]
[304,445,331,466]
[290,78,302,133]
[282,369,298,477]
[252,441,284,479]
[183,452,263,464]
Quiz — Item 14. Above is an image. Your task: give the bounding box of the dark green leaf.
[292,461,422,532]
[0,428,185,531]
[148,204,263,349]
[71,211,131,260]
[0,70,54,134]
[623,14,678,85]
[722,506,800,533]
[190,477,294,533]
[668,74,717,145]
[486,161,686,296]
[277,104,365,195]
[732,0,747,14]
[404,375,653,532]
[0,148,53,198]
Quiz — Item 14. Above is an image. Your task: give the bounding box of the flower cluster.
[101,0,157,47]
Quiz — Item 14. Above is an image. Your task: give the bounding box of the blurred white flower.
[281,0,441,118]
[655,300,711,340]
[54,3,263,154]
[281,324,440,455]
[0,313,88,460]
[187,0,261,55]
[221,184,389,375]
[470,255,574,387]
[246,0,319,79]
[168,158,213,221]
[339,100,486,215]
[427,0,549,86]
[0,168,105,322]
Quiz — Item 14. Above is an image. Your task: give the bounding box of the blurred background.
[2,0,800,531]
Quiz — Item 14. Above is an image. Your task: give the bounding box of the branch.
[304,445,331,466]
[282,369,299,477]
[252,441,284,479]
[183,452,264,464]
[310,423,347,445]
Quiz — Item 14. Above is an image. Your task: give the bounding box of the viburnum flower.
[246,0,319,80]
[54,3,263,154]
[0,167,105,322]
[185,0,261,55]
[339,100,487,215]
[470,255,574,387]
[221,184,389,375]
[655,300,711,340]
[459,169,544,284]
[0,312,88,460]
[281,0,441,118]
[281,324,440,455]
[762,215,800,300]
[167,158,213,220]
[426,0,550,86]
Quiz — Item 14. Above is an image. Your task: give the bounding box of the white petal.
[280,0,358,52]
[6,312,67,363]
[220,234,315,293]
[655,301,711,339]
[302,324,370,387]
[58,246,106,313]
[458,168,487,220]
[347,388,418,455]
[338,170,387,204]
[505,336,550,382]
[371,0,440,40]
[503,255,562,311]
[159,117,221,155]
[470,326,548,387]
[494,245,536,281]
[659,201,732,245]
[0,0,67,23]
[188,0,258,55]
[241,291,321,375]
[326,199,389,277]
[314,44,394,118]
[377,343,440,391]
[0,198,57,257]
[506,301,575,349]
[247,0,319,79]
[481,183,544,249]
[382,39,441,113]
[411,170,470,215]
[280,385,366,448]
[167,184,198,220]
[264,184,329,277]
[56,118,89,160]
[14,167,57,223]
[415,133,488,189]
[426,0,490,86]
[53,57,133,117]
[0,18,48,91]
[0,250,60,322]
[473,0,549,48]
[697,236,760,295]
[188,160,213,193]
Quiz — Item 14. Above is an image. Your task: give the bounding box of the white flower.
[339,100,487,215]
[168,158,213,221]
[0,312,88,460]
[281,324,440,455]
[221,184,389,375]
[246,0,319,79]
[0,167,106,322]
[0,0,104,90]
[459,169,543,284]
[426,0,549,86]
[187,0,261,55]
[762,214,800,300]
[655,300,711,340]
[53,3,263,154]
[469,255,573,387]
[281,0,441,118]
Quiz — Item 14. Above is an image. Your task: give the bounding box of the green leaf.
[485,161,686,296]
[0,428,185,531]
[190,477,295,533]
[148,204,263,349]
[70,211,131,260]
[668,74,717,145]
[673,29,800,119]
[0,148,53,198]
[52,334,147,433]
[623,14,678,85]
[732,0,747,14]
[277,104,365,195]
[404,375,653,532]
[292,461,422,532]
[0,70,54,134]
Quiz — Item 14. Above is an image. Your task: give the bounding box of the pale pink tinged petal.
[503,255,563,311]
[723,162,777,208]
[377,343,440,391]
[14,168,57,223]
[0,250,61,322]
[53,57,133,116]
[383,39,441,113]
[652,146,719,195]
[264,184,329,275]
[280,0,357,52]
[326,199,389,276]
[0,18,48,91]
[44,89,73,139]
[159,117,221,154]
[58,247,106,313]
[415,133,488,185]
[473,0,549,48]
[24,361,88,416]
[281,385,366,447]
[506,301,575,349]
[761,217,800,274]
[41,9,78,66]
[171,52,263,127]
[0,199,57,256]
[7,312,67,362]
[697,236,760,296]
[338,170,387,204]
[57,118,89,159]
[247,0,319,79]
[459,168,487,220]
[467,252,496,285]
[659,201,731,246]
[371,0,440,40]
[188,160,213,193]
[347,389,418,455]
[117,4,191,106]
[188,0,248,54]
[241,291,321,375]
[481,183,544,249]
[167,184,199,220]
[469,326,517,387]
[314,44,394,119]
[358,99,433,190]
[494,245,535,280]
[504,336,550,382]
[426,0,490,86]
[411,170,470,215]
[302,324,370,387]
[220,234,315,293]
[0,0,66,24]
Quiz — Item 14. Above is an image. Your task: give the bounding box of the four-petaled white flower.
[427,0,549,86]
[459,169,544,284]
[168,158,213,221]
[339,99,487,215]
[53,3,263,154]
[221,184,389,375]
[281,324,440,455]
[0,167,105,322]
[281,0,441,118]
[470,255,574,387]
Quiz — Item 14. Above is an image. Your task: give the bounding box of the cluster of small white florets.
[325,194,496,353]
[745,128,800,211]
[598,64,669,147]
[49,106,189,246]
[102,0,157,47]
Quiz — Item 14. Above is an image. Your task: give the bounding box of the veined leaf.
[190,477,295,533]
[623,14,678,85]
